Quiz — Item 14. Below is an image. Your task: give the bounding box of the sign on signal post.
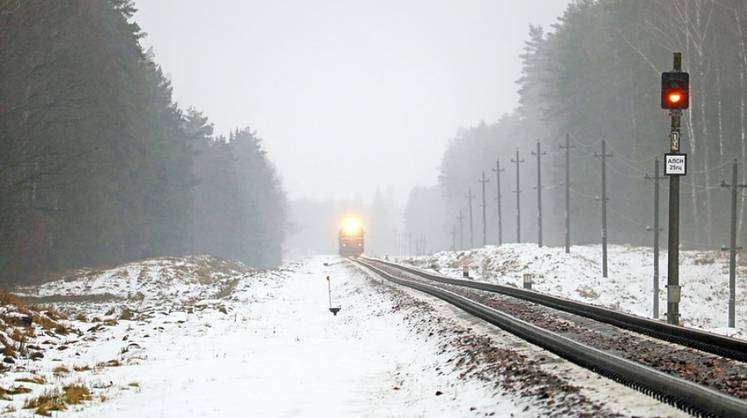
[664,154,686,176]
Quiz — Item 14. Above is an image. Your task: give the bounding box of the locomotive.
[338,218,364,257]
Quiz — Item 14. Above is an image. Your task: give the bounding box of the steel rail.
[353,258,747,418]
[363,256,747,363]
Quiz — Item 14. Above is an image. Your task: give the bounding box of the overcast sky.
[134,1,570,202]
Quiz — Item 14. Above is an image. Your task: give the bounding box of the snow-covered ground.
[69,256,526,418]
[398,244,747,340]
[0,254,690,417]
[0,256,528,417]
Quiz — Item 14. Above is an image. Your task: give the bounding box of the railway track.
[352,257,747,418]
[364,256,747,363]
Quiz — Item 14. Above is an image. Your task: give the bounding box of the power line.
[607,206,647,229]
[606,154,648,174]
[604,144,653,166]
[569,187,597,200]
[571,137,603,150]
[686,159,733,174]
[606,162,649,180]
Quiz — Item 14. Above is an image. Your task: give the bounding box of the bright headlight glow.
[342,217,362,235]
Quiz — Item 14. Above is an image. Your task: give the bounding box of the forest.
[405,0,747,253]
[0,0,286,283]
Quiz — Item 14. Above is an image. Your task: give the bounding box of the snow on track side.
[352,259,688,418]
[402,244,747,339]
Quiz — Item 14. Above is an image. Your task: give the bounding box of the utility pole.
[457,210,464,250]
[560,134,574,253]
[478,171,489,246]
[466,188,475,248]
[720,159,747,328]
[531,140,546,247]
[492,158,504,246]
[645,158,666,319]
[511,148,525,243]
[450,225,456,251]
[594,138,613,278]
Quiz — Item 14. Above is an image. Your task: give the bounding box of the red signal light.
[661,72,689,110]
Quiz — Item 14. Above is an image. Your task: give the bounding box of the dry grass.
[23,391,66,416]
[62,384,90,404]
[30,312,56,331]
[0,290,25,308]
[52,366,69,376]
[40,306,66,321]
[2,344,17,357]
[16,375,46,385]
[73,364,92,372]
[6,386,32,395]
[96,359,122,368]
[214,279,240,299]
[20,293,123,304]
[10,328,26,342]
[53,324,71,335]
[22,384,90,415]
[119,307,134,320]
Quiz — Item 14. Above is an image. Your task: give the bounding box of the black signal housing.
[661,72,689,110]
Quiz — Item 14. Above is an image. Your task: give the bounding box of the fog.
[133,1,570,203]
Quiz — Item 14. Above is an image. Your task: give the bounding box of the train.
[338,218,364,257]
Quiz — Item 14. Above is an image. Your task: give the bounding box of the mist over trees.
[408,0,747,252]
[0,0,286,283]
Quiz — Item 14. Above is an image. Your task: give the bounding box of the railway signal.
[661,72,689,110]
[664,52,689,326]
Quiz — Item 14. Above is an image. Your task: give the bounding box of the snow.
[0,252,708,417]
[400,244,747,340]
[2,256,528,417]
[15,256,252,302]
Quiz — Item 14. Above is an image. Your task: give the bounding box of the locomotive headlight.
[342,218,362,235]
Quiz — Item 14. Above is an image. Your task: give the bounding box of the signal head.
[661,72,689,110]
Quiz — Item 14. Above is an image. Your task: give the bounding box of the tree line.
[407,0,747,252]
[0,0,286,284]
